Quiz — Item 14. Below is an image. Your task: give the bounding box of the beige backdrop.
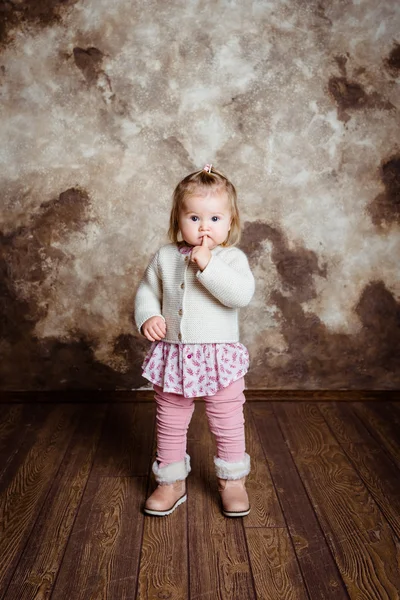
[1,1,399,391]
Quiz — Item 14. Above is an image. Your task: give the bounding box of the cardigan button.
[178,309,183,315]
[178,333,182,340]
[184,256,188,262]
[180,283,184,289]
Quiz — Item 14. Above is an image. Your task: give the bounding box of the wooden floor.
[0,398,400,599]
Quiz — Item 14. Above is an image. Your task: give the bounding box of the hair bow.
[203,163,213,173]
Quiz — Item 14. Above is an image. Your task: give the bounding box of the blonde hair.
[168,166,241,247]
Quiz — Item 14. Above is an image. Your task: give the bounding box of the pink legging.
[153,376,247,468]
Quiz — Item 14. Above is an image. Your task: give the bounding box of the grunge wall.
[1,0,399,390]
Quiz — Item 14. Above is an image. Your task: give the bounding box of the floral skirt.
[141,341,250,398]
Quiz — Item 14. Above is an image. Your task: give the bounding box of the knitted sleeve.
[195,248,255,308]
[134,249,166,336]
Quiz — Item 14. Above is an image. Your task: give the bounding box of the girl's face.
[178,190,232,250]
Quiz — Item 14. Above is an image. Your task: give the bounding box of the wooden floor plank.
[246,528,309,600]
[0,404,81,598]
[0,404,52,487]
[390,401,400,418]
[187,401,256,600]
[274,402,400,599]
[0,404,29,454]
[0,404,32,482]
[319,402,400,538]
[91,402,156,477]
[351,402,400,466]
[243,404,286,528]
[51,475,147,599]
[251,403,348,599]
[3,403,106,600]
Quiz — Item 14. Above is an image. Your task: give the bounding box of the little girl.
[134,164,255,518]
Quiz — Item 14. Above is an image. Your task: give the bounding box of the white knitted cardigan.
[134,242,255,344]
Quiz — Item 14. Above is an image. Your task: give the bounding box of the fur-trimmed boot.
[214,453,251,517]
[144,453,191,516]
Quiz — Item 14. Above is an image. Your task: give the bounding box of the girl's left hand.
[190,234,212,271]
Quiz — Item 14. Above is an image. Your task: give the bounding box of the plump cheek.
[186,223,196,235]
[182,224,197,240]
[181,221,191,232]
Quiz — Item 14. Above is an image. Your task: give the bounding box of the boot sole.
[144,493,187,516]
[222,506,251,517]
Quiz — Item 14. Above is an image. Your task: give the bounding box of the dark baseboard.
[0,389,399,402]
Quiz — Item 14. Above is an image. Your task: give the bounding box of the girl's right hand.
[141,316,167,342]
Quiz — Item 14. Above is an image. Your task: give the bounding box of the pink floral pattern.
[141,341,250,398]
[141,243,249,398]
[178,244,193,254]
